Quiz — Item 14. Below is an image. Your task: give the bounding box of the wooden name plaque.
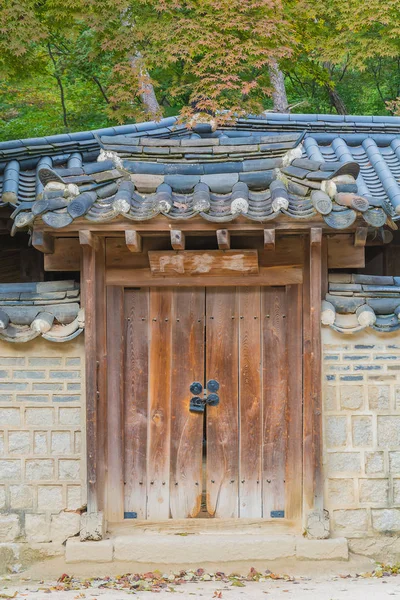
[148,250,259,277]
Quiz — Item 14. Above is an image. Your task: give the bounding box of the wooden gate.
[118,285,303,521]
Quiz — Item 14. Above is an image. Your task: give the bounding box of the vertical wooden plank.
[170,289,205,518]
[124,288,149,519]
[285,285,303,521]
[95,240,107,512]
[147,288,173,519]
[81,243,98,513]
[206,287,239,518]
[106,286,125,522]
[262,287,288,519]
[303,231,323,513]
[321,235,328,298]
[238,287,262,518]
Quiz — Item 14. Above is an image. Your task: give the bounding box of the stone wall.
[0,337,85,548]
[323,327,400,545]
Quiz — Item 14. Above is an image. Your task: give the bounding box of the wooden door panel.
[262,287,288,520]
[206,287,239,518]
[146,287,173,519]
[106,286,125,522]
[238,287,262,518]
[124,288,149,519]
[170,289,205,518]
[285,285,303,520]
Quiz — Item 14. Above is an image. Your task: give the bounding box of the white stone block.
[51,432,71,455]
[65,538,113,563]
[0,514,20,542]
[114,534,296,563]
[372,509,400,532]
[296,538,348,560]
[0,459,21,480]
[328,479,355,506]
[359,479,388,504]
[25,408,54,426]
[80,512,106,541]
[333,509,368,536]
[33,432,48,454]
[8,431,30,455]
[59,408,81,426]
[59,459,80,480]
[38,486,64,511]
[305,509,330,539]
[67,486,82,510]
[340,385,363,410]
[10,485,33,509]
[25,459,54,481]
[50,511,80,544]
[25,514,50,543]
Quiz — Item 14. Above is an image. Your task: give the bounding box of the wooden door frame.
[81,230,324,526]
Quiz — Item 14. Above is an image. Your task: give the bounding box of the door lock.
[189,380,220,413]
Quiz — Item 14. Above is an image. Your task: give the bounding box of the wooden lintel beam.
[31,231,54,254]
[216,229,230,249]
[79,230,99,251]
[170,229,185,250]
[125,230,142,253]
[310,227,322,246]
[354,227,368,247]
[264,229,276,250]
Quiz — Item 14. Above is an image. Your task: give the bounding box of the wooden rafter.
[216,229,230,249]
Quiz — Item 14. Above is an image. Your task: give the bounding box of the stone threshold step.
[65,535,348,564]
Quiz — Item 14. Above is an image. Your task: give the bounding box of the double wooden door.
[121,286,303,521]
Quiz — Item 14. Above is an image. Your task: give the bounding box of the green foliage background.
[1,0,400,141]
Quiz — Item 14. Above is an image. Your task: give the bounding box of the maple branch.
[92,76,110,104]
[47,43,69,128]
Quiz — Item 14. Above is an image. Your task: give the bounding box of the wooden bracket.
[32,231,54,254]
[216,229,230,249]
[125,230,142,253]
[79,231,99,251]
[354,227,368,247]
[170,230,185,250]
[264,229,276,250]
[310,227,322,246]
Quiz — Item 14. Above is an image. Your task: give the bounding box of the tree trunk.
[129,54,161,118]
[322,62,347,115]
[326,86,347,115]
[268,59,289,113]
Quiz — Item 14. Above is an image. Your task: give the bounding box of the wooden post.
[303,228,323,514]
[80,234,99,514]
[95,240,107,512]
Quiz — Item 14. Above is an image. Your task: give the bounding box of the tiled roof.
[0,281,83,343]
[1,114,400,231]
[322,274,400,334]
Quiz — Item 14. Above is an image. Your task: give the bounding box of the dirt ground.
[3,554,400,600]
[3,576,400,600]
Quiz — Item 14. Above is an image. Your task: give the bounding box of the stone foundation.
[0,337,85,552]
[323,327,400,549]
